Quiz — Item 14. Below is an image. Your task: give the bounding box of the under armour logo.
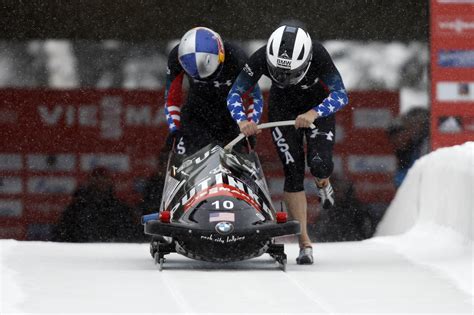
[213,80,232,88]
[279,50,290,59]
[310,129,334,141]
[301,77,319,89]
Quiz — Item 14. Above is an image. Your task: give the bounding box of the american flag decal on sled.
[209,212,235,222]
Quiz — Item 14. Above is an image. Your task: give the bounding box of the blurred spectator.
[310,175,375,242]
[387,107,430,187]
[52,167,138,242]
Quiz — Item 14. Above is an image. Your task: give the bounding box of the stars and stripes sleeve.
[227,56,265,124]
[313,74,349,117]
[312,43,349,118]
[244,84,263,123]
[227,75,263,124]
[164,46,185,132]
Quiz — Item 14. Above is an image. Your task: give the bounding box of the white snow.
[377,142,473,239]
[1,143,473,314]
[375,142,474,299]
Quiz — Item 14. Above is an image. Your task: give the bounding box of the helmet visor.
[268,62,310,88]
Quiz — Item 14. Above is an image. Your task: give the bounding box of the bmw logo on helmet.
[266,25,313,88]
[178,27,225,80]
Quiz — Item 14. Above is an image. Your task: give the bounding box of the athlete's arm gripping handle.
[224,120,315,150]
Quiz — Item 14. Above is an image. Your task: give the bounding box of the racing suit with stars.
[165,41,263,155]
[227,41,348,192]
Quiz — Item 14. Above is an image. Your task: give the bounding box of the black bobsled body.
[143,144,299,265]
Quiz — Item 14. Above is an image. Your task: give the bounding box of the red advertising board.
[0,89,398,240]
[430,0,474,149]
[0,89,166,239]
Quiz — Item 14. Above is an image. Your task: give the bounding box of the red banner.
[430,0,474,149]
[0,89,166,239]
[0,89,398,239]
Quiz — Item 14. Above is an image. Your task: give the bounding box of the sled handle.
[224,120,315,150]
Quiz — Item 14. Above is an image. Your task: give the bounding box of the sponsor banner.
[0,199,23,217]
[438,50,474,68]
[27,177,77,194]
[0,109,18,124]
[0,89,399,239]
[353,108,393,129]
[26,201,66,214]
[37,103,165,139]
[100,96,123,139]
[332,155,344,176]
[436,82,474,101]
[80,154,130,172]
[431,0,474,149]
[0,154,22,171]
[335,124,345,143]
[0,177,22,194]
[125,104,165,126]
[27,154,76,172]
[0,226,25,239]
[0,90,166,154]
[347,155,397,174]
[438,116,463,133]
[133,155,158,169]
[437,0,474,4]
[464,116,474,131]
[434,15,474,37]
[354,181,395,194]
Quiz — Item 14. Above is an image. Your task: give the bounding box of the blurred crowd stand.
[386,107,430,188]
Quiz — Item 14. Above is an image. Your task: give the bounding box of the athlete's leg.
[305,114,336,208]
[284,191,312,248]
[271,125,312,248]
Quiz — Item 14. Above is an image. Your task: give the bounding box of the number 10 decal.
[212,200,234,209]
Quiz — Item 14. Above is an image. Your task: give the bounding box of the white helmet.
[266,25,312,87]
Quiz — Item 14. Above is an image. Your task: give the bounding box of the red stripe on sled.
[183,183,262,212]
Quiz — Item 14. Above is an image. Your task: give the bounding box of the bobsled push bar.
[224,120,316,151]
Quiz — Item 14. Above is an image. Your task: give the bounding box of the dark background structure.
[1,0,429,41]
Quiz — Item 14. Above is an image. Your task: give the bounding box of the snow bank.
[376,142,473,240]
[374,142,473,296]
[0,240,24,313]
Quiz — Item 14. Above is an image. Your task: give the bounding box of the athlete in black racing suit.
[165,27,262,155]
[227,25,349,264]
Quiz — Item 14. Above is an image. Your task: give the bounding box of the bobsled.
[142,121,307,270]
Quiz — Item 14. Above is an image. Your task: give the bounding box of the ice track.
[1,240,471,314]
[2,144,473,314]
